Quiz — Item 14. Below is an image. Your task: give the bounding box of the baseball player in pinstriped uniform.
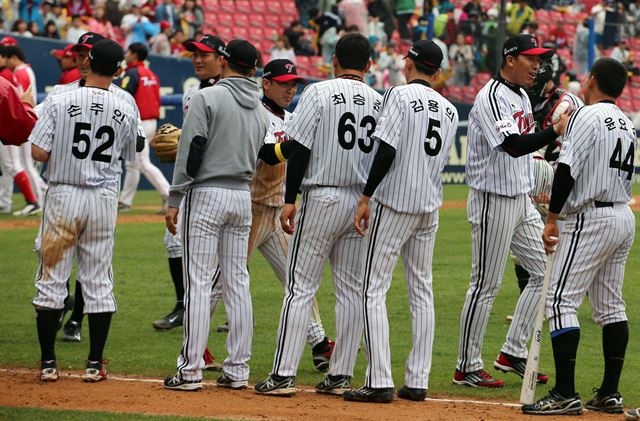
[164,40,270,391]
[454,34,571,388]
[344,40,459,404]
[153,34,225,372]
[523,58,637,416]
[31,32,146,344]
[31,39,138,382]
[255,33,382,397]
[208,58,336,370]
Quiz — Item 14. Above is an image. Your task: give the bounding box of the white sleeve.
[284,84,320,149]
[557,106,596,179]
[477,89,520,149]
[28,102,56,152]
[372,87,404,149]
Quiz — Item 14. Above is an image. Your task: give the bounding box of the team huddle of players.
[18,28,637,417]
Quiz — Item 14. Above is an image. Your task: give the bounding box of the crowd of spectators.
[1,0,639,93]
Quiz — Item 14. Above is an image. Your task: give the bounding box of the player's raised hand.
[354,195,371,236]
[280,203,297,235]
[165,207,179,235]
[21,85,35,107]
[552,111,570,136]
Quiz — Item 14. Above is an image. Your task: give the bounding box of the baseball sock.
[68,281,84,324]
[551,329,580,397]
[599,321,628,395]
[14,171,37,204]
[88,312,112,362]
[36,309,63,361]
[168,257,184,309]
[514,264,530,294]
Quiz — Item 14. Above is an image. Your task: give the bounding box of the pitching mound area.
[0,367,613,420]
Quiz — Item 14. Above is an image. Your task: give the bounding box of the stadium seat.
[248,27,264,42]
[264,14,281,28]
[235,0,251,12]
[215,25,234,41]
[233,27,250,40]
[535,9,550,22]
[617,97,634,114]
[234,13,250,27]
[219,0,235,13]
[446,85,463,102]
[296,55,311,71]
[249,14,266,27]
[263,26,280,40]
[215,12,234,27]
[251,0,267,12]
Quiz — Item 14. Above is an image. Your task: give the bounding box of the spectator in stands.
[106,0,123,27]
[412,15,428,41]
[28,21,40,36]
[449,33,475,86]
[88,4,117,39]
[178,0,203,39]
[395,0,415,41]
[309,6,342,52]
[590,0,607,47]
[142,0,159,21]
[155,0,178,29]
[42,20,60,39]
[271,36,296,64]
[319,25,338,65]
[627,0,640,37]
[624,51,639,76]
[432,33,450,72]
[463,0,484,17]
[507,0,534,35]
[121,4,160,48]
[67,0,91,17]
[610,39,629,62]
[338,0,367,33]
[170,28,187,57]
[549,22,569,49]
[11,19,32,37]
[366,10,387,49]
[368,0,395,39]
[51,44,81,84]
[603,0,624,49]
[296,0,318,29]
[521,21,538,35]
[18,0,44,35]
[43,1,67,36]
[434,4,456,44]
[573,19,590,74]
[150,20,173,56]
[284,20,316,56]
[66,15,87,43]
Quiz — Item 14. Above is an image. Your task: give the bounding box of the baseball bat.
[520,251,555,405]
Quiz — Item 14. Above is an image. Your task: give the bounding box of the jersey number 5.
[609,138,634,180]
[424,118,442,156]
[72,122,116,163]
[338,112,376,153]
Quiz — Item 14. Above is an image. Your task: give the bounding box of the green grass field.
[1,185,639,414]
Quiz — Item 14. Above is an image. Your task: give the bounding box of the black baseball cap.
[502,34,553,59]
[72,32,105,51]
[89,39,124,75]
[220,39,258,68]
[404,40,443,69]
[185,34,225,54]
[263,59,305,82]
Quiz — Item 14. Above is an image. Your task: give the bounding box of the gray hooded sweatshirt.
[169,76,270,208]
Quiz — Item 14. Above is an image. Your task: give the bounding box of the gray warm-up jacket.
[168,76,270,208]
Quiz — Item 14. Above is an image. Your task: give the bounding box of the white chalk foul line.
[0,367,521,408]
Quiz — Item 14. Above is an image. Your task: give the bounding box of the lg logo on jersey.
[512,111,535,134]
[274,131,287,143]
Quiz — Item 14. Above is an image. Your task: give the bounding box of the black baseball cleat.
[254,374,296,396]
[521,388,582,415]
[217,373,248,390]
[312,337,335,372]
[397,386,427,401]
[315,374,351,395]
[164,373,202,391]
[494,352,548,384]
[343,386,395,403]
[62,320,81,342]
[153,308,183,330]
[585,389,624,413]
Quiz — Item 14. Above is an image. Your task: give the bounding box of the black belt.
[594,201,613,208]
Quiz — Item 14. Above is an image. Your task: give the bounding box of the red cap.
[0,36,18,46]
[160,20,171,30]
[52,44,77,59]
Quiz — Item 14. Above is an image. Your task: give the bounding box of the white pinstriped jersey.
[285,78,383,189]
[557,102,637,214]
[29,87,138,188]
[466,78,536,196]
[372,82,459,213]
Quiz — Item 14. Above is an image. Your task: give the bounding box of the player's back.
[374,83,459,213]
[286,78,383,189]
[561,102,637,212]
[38,87,137,188]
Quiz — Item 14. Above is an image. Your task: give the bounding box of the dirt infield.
[0,368,615,420]
[2,196,639,231]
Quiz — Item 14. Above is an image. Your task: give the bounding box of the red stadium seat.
[249,27,264,41]
[251,0,267,12]
[215,25,234,41]
[219,0,235,13]
[264,14,282,28]
[233,27,250,40]
[234,13,250,27]
[235,0,251,12]
[263,27,280,40]
[214,12,233,27]
[617,98,634,114]
[445,85,463,102]
[296,55,311,71]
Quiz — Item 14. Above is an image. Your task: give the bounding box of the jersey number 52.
[338,112,376,153]
[72,122,116,163]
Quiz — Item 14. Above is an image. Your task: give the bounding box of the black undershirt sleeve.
[549,163,574,214]
[362,141,397,197]
[500,126,557,157]
[257,140,297,165]
[284,141,311,204]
